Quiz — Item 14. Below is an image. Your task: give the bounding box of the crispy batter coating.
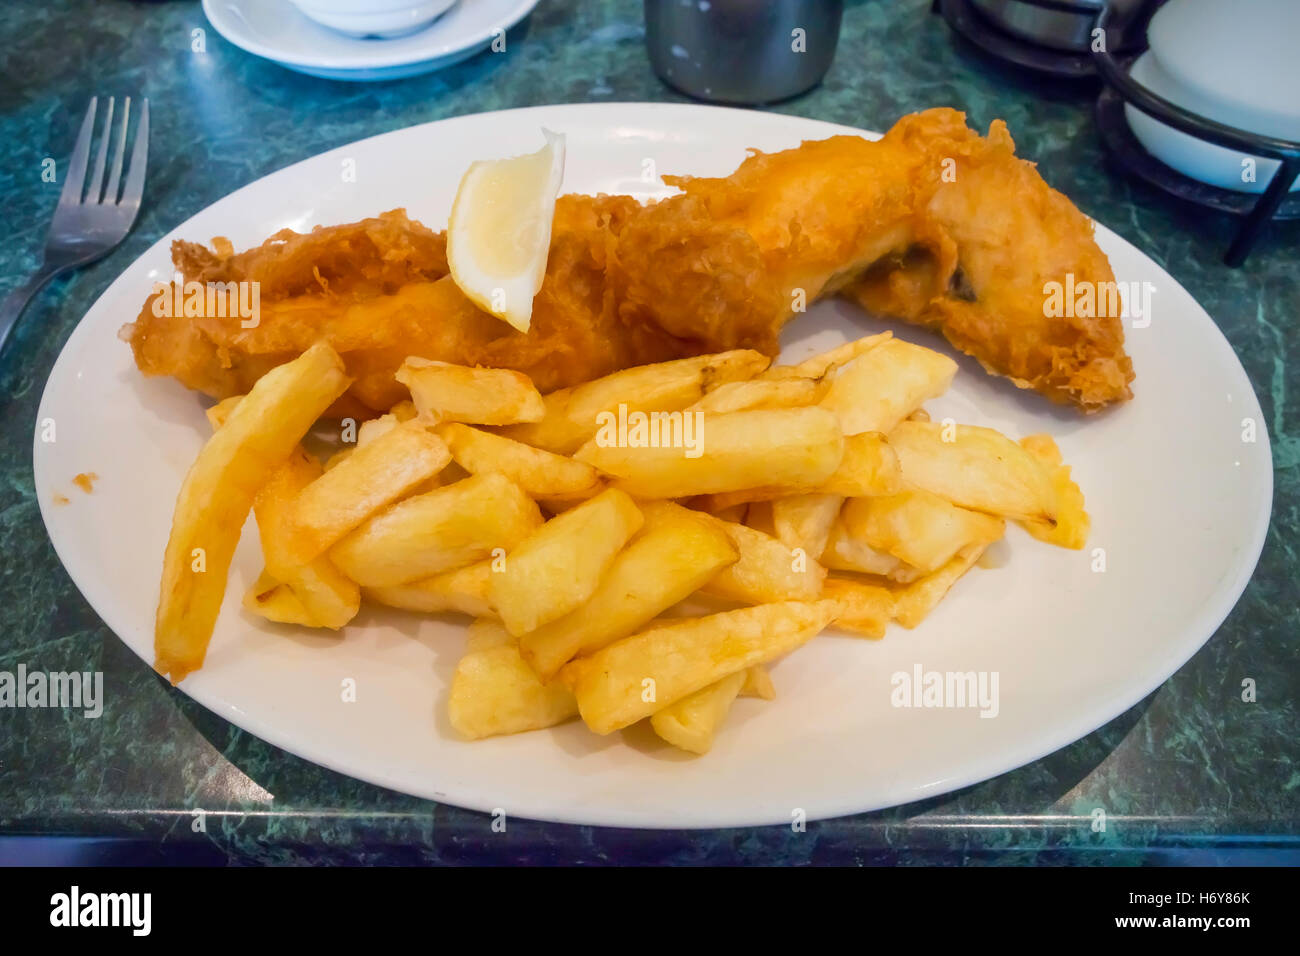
[619,108,1133,410]
[614,129,923,356]
[123,109,1133,414]
[841,111,1133,409]
[123,200,692,414]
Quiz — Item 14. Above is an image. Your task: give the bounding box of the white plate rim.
[33,102,1274,828]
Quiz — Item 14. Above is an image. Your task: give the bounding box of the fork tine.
[57,97,97,208]
[104,97,131,205]
[119,98,148,212]
[85,96,114,204]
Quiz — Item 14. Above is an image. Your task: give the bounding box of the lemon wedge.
[446,129,566,333]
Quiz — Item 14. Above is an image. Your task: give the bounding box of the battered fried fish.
[842,111,1134,409]
[616,108,1133,410]
[123,109,1133,414]
[122,200,694,414]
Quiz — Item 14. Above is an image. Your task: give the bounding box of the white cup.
[288,0,457,38]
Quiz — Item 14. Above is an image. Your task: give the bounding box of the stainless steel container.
[644,0,844,104]
[970,0,1147,52]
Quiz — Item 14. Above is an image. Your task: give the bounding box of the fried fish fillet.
[613,127,924,357]
[123,109,1133,414]
[122,200,695,414]
[842,111,1134,409]
[615,108,1133,410]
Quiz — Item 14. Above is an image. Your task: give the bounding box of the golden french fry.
[1018,434,1090,549]
[205,395,243,431]
[641,501,824,603]
[465,615,514,653]
[330,472,541,587]
[715,527,824,600]
[396,358,545,426]
[771,493,842,559]
[439,422,602,498]
[685,376,824,415]
[154,342,350,683]
[254,447,360,628]
[1019,432,1063,467]
[694,432,899,511]
[323,447,354,472]
[838,491,1005,575]
[389,399,417,422]
[740,665,776,700]
[821,520,907,578]
[889,420,1059,523]
[574,406,844,499]
[499,350,770,454]
[559,600,834,735]
[893,544,988,628]
[519,505,737,682]
[821,432,902,496]
[691,508,825,603]
[364,559,497,618]
[491,488,643,636]
[819,338,957,436]
[242,570,319,627]
[282,420,451,568]
[822,576,894,638]
[650,670,747,755]
[356,413,399,448]
[448,619,577,740]
[761,332,893,381]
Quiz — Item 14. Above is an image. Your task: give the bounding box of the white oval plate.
[202,0,540,81]
[34,104,1272,828]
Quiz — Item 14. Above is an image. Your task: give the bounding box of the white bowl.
[1123,0,1299,194]
[288,0,456,38]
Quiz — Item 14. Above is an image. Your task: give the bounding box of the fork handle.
[0,261,70,358]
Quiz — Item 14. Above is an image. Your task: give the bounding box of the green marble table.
[0,0,1295,865]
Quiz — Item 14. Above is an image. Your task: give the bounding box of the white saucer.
[202,0,541,81]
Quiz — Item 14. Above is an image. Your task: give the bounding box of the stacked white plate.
[202,0,541,81]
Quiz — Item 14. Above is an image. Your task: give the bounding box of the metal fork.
[0,96,149,356]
